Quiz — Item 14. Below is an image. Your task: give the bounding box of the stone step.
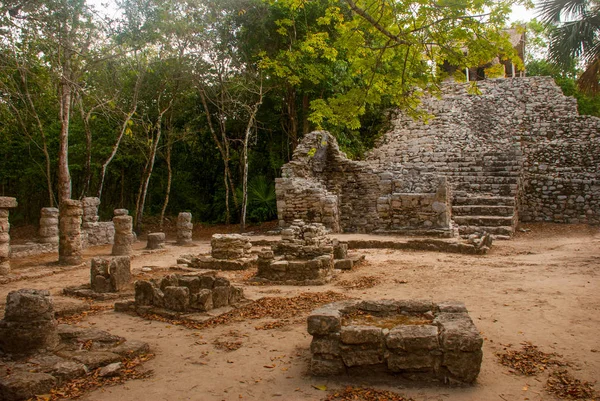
[458,225,515,237]
[453,215,516,227]
[453,195,516,206]
[437,170,519,177]
[452,182,518,196]
[450,175,519,184]
[452,205,515,216]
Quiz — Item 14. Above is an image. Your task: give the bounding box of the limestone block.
[109,256,131,291]
[310,334,341,356]
[212,286,230,308]
[146,232,166,249]
[163,286,190,312]
[190,289,213,311]
[0,197,18,208]
[387,351,440,372]
[307,307,341,335]
[311,355,346,375]
[442,350,483,383]
[340,325,383,345]
[0,371,57,401]
[340,344,384,367]
[386,325,439,351]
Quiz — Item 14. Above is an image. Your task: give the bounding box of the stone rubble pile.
[255,220,346,285]
[211,234,252,259]
[189,234,257,271]
[112,209,134,256]
[58,200,83,265]
[0,289,150,401]
[129,273,244,313]
[81,197,114,247]
[177,212,193,245]
[308,300,483,384]
[90,256,131,293]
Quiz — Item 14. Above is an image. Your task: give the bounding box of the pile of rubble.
[116,273,244,316]
[189,234,257,270]
[254,220,362,285]
[0,289,149,401]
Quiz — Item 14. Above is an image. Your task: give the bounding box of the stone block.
[199,275,215,289]
[340,344,384,367]
[340,325,383,345]
[92,275,111,293]
[310,334,341,356]
[190,289,213,311]
[114,209,128,216]
[387,351,439,372]
[442,350,483,383]
[146,232,166,249]
[212,286,230,308]
[334,259,353,270]
[163,286,190,312]
[109,256,131,291]
[0,197,18,208]
[307,308,341,335]
[228,286,244,304]
[386,325,439,351]
[438,315,482,352]
[0,371,56,401]
[311,355,346,375]
[178,276,201,294]
[4,289,54,322]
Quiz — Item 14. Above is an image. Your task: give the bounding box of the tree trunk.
[78,97,93,198]
[134,99,171,232]
[58,75,72,203]
[159,129,173,230]
[302,93,310,136]
[240,84,263,232]
[96,74,142,200]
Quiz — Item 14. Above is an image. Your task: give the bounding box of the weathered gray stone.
[146,232,166,249]
[307,308,341,335]
[212,286,230,308]
[0,371,57,401]
[190,289,213,311]
[386,325,439,351]
[109,256,131,291]
[340,325,383,345]
[163,286,190,312]
[443,350,483,383]
[58,200,83,265]
[387,351,440,372]
[311,356,346,375]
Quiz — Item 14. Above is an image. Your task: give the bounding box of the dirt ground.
[2,223,599,401]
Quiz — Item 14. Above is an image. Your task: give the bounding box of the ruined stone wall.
[276,132,450,233]
[277,77,600,233]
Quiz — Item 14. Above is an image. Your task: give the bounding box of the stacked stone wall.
[277,77,600,232]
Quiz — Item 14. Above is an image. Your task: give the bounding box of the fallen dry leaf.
[545,369,597,400]
[322,386,415,401]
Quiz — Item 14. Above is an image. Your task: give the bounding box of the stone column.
[0,289,59,354]
[0,197,18,275]
[112,209,134,255]
[177,212,193,245]
[146,232,166,250]
[59,199,83,265]
[39,207,59,245]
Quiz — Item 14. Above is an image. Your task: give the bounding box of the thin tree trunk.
[96,74,142,200]
[134,99,172,232]
[58,74,72,203]
[302,93,310,136]
[78,97,93,198]
[240,83,263,232]
[159,129,173,230]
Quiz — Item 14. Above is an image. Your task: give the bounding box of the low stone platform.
[115,272,244,317]
[189,255,258,271]
[308,299,483,384]
[252,233,492,255]
[63,284,134,300]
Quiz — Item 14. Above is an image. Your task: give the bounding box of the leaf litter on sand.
[29,353,154,401]
[141,291,349,330]
[335,276,380,290]
[56,304,112,325]
[322,386,415,401]
[496,342,565,375]
[545,369,597,400]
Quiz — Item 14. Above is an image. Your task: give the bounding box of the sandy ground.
[2,223,599,401]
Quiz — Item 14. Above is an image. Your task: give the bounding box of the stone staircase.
[442,152,522,238]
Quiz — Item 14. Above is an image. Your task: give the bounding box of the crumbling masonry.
[276,77,600,237]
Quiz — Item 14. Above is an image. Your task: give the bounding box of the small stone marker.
[146,232,166,250]
[112,209,134,256]
[177,212,193,245]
